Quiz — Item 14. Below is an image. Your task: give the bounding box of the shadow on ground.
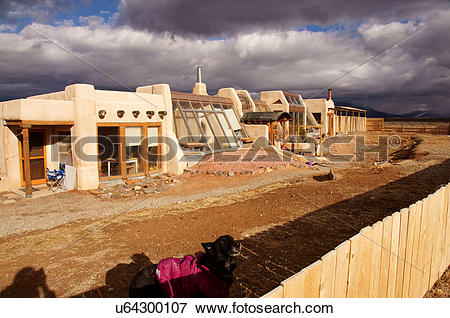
[231,158,450,297]
[0,267,56,297]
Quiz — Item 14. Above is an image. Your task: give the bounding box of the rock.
[172,179,181,183]
[100,193,112,199]
[3,199,16,204]
[88,190,101,196]
[134,186,142,191]
[265,167,273,173]
[327,169,336,180]
[216,171,224,176]
[143,187,154,194]
[184,168,193,174]
[227,171,235,177]
[250,169,256,175]
[124,179,139,185]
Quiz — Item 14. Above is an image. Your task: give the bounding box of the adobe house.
[0,67,367,195]
[0,83,186,196]
[304,89,367,136]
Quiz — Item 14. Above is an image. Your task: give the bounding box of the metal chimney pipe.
[197,66,202,83]
[327,88,332,100]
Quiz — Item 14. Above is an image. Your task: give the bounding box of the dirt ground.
[0,132,449,298]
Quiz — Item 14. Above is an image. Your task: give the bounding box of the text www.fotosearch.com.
[196,302,333,314]
[115,301,333,315]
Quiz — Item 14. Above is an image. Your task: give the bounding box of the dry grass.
[425,266,450,298]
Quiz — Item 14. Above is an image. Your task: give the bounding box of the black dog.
[129,235,241,298]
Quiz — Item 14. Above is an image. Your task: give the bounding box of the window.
[147,126,159,171]
[125,126,144,176]
[172,99,247,152]
[312,113,322,124]
[98,124,161,179]
[98,126,120,178]
[57,131,72,166]
[238,93,252,113]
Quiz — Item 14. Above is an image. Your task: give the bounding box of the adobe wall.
[260,91,289,112]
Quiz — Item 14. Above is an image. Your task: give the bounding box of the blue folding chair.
[46,163,66,192]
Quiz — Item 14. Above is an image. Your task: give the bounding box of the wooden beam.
[22,128,33,198]
[5,120,74,126]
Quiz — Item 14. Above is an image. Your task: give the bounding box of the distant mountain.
[400,110,442,118]
[361,107,442,118]
[362,107,405,118]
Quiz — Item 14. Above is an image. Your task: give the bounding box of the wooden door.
[19,130,47,185]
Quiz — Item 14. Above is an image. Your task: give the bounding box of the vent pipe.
[327,88,332,100]
[197,66,202,83]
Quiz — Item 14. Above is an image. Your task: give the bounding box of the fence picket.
[387,212,401,297]
[334,240,351,297]
[409,200,424,298]
[280,269,305,298]
[436,187,448,276]
[302,260,322,298]
[445,185,450,269]
[347,234,362,297]
[395,208,409,297]
[320,250,337,298]
[402,203,417,297]
[369,222,383,297]
[358,227,373,297]
[419,196,433,296]
[378,216,392,297]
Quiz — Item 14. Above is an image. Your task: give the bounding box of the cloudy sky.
[0,0,449,115]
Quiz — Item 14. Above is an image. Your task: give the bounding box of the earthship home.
[0,69,367,196]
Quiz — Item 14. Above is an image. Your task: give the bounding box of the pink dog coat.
[155,254,231,298]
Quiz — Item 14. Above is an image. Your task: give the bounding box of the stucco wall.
[2,99,74,122]
[137,84,187,175]
[27,91,65,101]
[217,88,243,117]
[243,124,268,140]
[260,91,289,112]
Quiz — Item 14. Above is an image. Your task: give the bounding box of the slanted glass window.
[172,99,246,152]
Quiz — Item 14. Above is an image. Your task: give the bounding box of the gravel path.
[0,166,327,238]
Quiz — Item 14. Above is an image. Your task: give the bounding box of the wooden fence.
[262,183,450,298]
[366,118,450,135]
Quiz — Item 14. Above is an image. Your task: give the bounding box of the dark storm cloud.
[117,0,448,37]
[0,1,448,116]
[0,0,73,25]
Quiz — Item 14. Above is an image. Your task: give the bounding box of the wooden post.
[22,127,32,198]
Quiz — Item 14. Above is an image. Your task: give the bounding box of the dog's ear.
[201,242,214,254]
